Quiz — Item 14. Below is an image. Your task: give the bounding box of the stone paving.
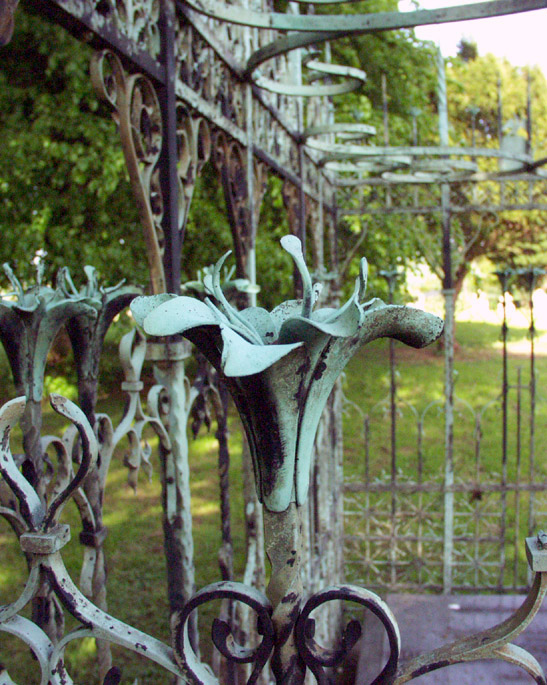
[357,593,547,683]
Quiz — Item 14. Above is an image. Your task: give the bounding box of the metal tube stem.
[263,504,306,684]
[154,355,198,653]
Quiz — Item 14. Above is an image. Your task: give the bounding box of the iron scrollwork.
[213,132,252,280]
[172,581,275,685]
[177,104,212,234]
[90,49,166,294]
[296,585,400,684]
[2,389,547,683]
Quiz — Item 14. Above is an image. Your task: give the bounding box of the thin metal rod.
[246,84,257,306]
[438,48,455,594]
[500,282,509,587]
[159,0,181,293]
[387,274,398,587]
[527,69,533,156]
[514,366,522,588]
[498,76,503,148]
[528,272,538,584]
[382,73,391,209]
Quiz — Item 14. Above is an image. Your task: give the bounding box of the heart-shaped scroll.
[0,394,98,533]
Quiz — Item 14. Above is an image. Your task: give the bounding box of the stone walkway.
[357,593,547,683]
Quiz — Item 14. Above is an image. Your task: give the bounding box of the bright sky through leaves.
[398,1,547,75]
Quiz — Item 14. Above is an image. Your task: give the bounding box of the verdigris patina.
[131,235,443,513]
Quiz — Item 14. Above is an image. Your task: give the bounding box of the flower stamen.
[209,253,264,344]
[280,236,314,319]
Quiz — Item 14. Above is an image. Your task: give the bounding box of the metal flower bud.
[132,237,443,512]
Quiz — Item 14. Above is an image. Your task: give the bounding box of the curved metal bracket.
[395,571,547,684]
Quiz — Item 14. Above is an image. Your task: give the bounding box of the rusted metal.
[90,50,167,294]
[171,581,275,684]
[132,236,442,680]
[296,585,400,684]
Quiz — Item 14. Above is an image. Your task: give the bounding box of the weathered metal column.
[437,48,455,594]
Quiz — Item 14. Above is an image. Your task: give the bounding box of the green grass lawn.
[2,318,547,681]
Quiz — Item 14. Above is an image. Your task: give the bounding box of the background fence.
[343,269,547,593]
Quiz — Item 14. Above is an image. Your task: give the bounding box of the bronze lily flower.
[132,237,443,512]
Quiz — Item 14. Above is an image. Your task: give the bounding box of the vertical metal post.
[497,76,503,149]
[382,73,391,209]
[500,276,509,587]
[159,0,181,294]
[152,343,198,661]
[246,88,257,306]
[317,174,325,275]
[389,276,397,587]
[437,48,455,594]
[514,366,522,588]
[243,3,257,306]
[157,5,197,664]
[382,73,389,146]
[381,270,399,586]
[498,76,507,206]
[298,146,307,260]
[528,271,538,584]
[410,107,420,207]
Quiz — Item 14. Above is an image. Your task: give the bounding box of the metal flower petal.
[220,325,302,377]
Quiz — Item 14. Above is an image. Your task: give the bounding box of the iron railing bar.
[344,482,547,493]
[33,0,166,84]
[514,367,523,588]
[339,202,547,215]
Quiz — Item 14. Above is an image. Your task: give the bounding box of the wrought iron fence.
[3,0,547,683]
[344,267,547,594]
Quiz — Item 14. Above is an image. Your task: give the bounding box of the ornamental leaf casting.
[131,235,443,682]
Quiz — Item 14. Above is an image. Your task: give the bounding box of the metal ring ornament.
[253,58,366,97]
[323,157,413,173]
[306,142,533,165]
[226,0,547,75]
[303,122,377,144]
[171,581,275,685]
[295,584,401,684]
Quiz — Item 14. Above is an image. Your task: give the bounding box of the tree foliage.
[2,4,546,305]
[442,53,547,295]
